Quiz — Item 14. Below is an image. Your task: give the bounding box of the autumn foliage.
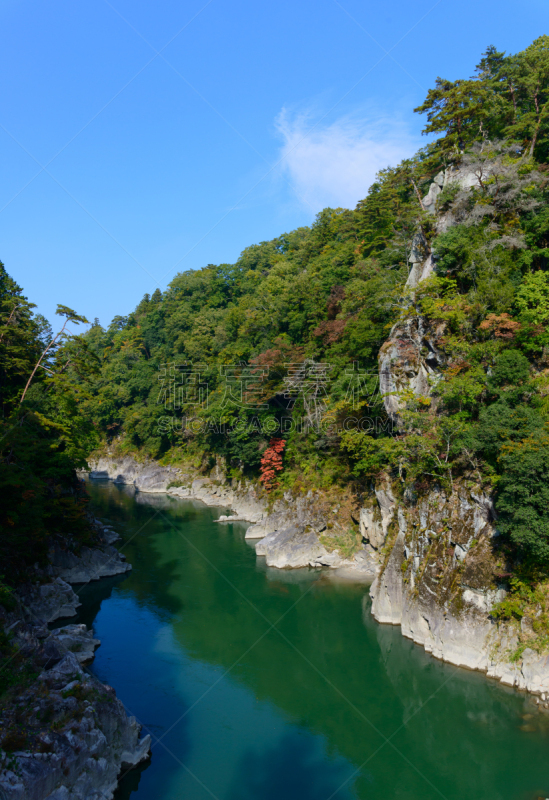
[479,313,521,340]
[259,438,286,490]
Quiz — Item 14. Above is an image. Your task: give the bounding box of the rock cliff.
[0,648,150,800]
[365,478,549,696]
[0,521,151,800]
[369,163,549,696]
[88,455,266,521]
[378,314,446,421]
[379,163,486,421]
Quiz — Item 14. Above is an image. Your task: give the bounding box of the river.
[77,479,549,800]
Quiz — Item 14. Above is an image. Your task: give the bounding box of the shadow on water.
[50,573,128,631]
[83,479,549,800]
[114,758,151,800]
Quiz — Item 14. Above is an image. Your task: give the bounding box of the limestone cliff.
[366,479,549,695]
[378,164,485,421]
[370,164,549,697]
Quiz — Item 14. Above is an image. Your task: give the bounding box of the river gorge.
[70,478,549,800]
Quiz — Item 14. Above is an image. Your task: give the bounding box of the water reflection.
[226,731,356,800]
[83,480,549,800]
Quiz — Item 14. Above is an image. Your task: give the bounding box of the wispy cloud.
[275,107,419,212]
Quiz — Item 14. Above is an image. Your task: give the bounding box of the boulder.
[256,526,327,569]
[49,544,131,585]
[20,579,81,624]
[49,624,101,665]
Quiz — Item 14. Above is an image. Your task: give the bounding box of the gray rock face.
[91,457,377,578]
[19,579,82,624]
[421,173,444,214]
[368,484,549,694]
[421,165,483,218]
[375,485,397,534]
[99,527,120,545]
[369,530,405,625]
[245,510,295,540]
[406,253,436,290]
[359,507,384,549]
[17,525,131,628]
[48,625,100,665]
[406,164,490,293]
[89,456,179,493]
[487,648,549,693]
[1,557,149,800]
[244,520,273,539]
[89,456,267,522]
[168,479,266,521]
[255,525,377,577]
[406,231,435,291]
[48,543,131,585]
[245,489,328,541]
[0,516,150,800]
[256,526,328,568]
[359,482,396,550]
[390,165,490,416]
[0,653,150,800]
[90,457,333,537]
[378,315,446,421]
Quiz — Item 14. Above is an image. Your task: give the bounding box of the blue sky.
[1,0,546,328]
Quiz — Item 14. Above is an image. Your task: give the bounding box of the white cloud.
[275,107,419,213]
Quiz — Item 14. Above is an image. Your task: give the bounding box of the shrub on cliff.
[496,432,549,565]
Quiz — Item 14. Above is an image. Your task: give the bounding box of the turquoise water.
[79,480,549,800]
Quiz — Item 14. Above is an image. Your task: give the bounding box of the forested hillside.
[0,267,99,580]
[82,37,549,575]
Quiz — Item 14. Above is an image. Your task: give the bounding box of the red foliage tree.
[259,438,286,491]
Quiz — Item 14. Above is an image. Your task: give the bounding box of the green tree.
[515,271,549,324]
[497,433,549,564]
[19,305,88,404]
[0,262,40,416]
[414,76,489,158]
[502,36,549,157]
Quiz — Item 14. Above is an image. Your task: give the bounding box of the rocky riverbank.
[88,455,378,579]
[367,483,549,698]
[88,454,549,701]
[0,520,151,800]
